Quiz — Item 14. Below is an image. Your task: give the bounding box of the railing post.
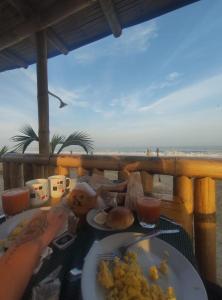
[3,162,10,190]
[32,164,45,178]
[23,163,34,182]
[140,171,153,195]
[57,166,69,176]
[194,177,216,282]
[173,176,193,213]
[9,163,23,188]
[77,167,88,177]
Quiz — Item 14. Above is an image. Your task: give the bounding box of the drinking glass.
[1,187,30,216]
[136,196,161,228]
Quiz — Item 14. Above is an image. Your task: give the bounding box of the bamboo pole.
[3,162,10,190]
[36,30,50,156]
[140,171,153,195]
[77,167,88,177]
[57,166,69,176]
[23,163,34,183]
[194,177,216,282]
[9,163,23,188]
[173,176,193,214]
[2,154,222,179]
[32,164,44,178]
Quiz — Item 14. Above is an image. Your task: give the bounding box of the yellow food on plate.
[149,265,159,281]
[0,219,29,249]
[97,252,176,300]
[159,259,168,275]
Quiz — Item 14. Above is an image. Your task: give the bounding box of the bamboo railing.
[1,153,221,282]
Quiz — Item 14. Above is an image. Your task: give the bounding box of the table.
[22,215,196,300]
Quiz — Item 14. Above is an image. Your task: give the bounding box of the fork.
[97,229,179,260]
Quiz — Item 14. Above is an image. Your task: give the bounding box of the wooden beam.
[7,0,31,17]
[47,28,69,55]
[0,49,28,68]
[99,0,122,38]
[36,31,50,156]
[0,0,96,51]
[7,1,69,55]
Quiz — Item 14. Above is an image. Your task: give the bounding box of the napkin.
[33,246,53,274]
[31,265,62,300]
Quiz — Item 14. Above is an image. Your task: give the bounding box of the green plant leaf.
[57,131,94,154]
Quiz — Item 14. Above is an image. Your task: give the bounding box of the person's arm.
[0,207,68,300]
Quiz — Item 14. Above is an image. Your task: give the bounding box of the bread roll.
[106,207,134,230]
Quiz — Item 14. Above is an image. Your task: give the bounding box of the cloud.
[139,73,222,113]
[73,21,158,64]
[109,71,183,113]
[166,72,181,81]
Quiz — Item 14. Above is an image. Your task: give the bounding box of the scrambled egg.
[0,220,28,250]
[97,252,176,300]
[149,266,159,281]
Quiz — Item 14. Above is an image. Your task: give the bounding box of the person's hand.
[12,207,69,251]
[40,207,69,248]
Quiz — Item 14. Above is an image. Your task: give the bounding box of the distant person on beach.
[0,207,68,300]
[156,147,160,157]
[146,148,151,156]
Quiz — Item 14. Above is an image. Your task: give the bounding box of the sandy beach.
[0,166,221,285]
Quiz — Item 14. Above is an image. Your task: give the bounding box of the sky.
[0,0,222,152]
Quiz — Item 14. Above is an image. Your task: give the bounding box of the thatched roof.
[0,0,199,72]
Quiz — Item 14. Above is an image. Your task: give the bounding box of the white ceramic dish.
[0,207,66,252]
[87,208,134,231]
[81,232,208,300]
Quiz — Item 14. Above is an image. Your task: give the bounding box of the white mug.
[25,179,49,207]
[48,175,71,198]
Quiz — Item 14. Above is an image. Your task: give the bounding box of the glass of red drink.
[136,196,161,228]
[2,187,30,216]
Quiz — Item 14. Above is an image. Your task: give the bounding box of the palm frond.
[50,134,65,154]
[11,124,39,153]
[57,131,94,154]
[0,145,9,157]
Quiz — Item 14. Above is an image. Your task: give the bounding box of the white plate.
[0,208,41,241]
[87,208,134,231]
[81,232,208,300]
[86,209,115,231]
[0,207,66,247]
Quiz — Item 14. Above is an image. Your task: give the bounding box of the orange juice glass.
[136,197,161,228]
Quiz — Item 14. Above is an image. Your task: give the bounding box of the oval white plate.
[81,232,208,300]
[87,208,134,231]
[0,207,66,246]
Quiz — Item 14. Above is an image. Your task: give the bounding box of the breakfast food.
[93,211,108,225]
[67,188,97,217]
[105,207,134,230]
[97,252,176,300]
[0,219,29,250]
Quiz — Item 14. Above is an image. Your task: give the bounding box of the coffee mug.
[25,179,49,207]
[48,175,71,198]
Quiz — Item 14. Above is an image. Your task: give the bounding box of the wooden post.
[173,176,193,214]
[77,167,88,177]
[36,30,50,156]
[3,162,10,190]
[23,163,34,182]
[32,164,45,178]
[57,166,69,176]
[140,171,153,195]
[9,163,23,188]
[194,177,216,282]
